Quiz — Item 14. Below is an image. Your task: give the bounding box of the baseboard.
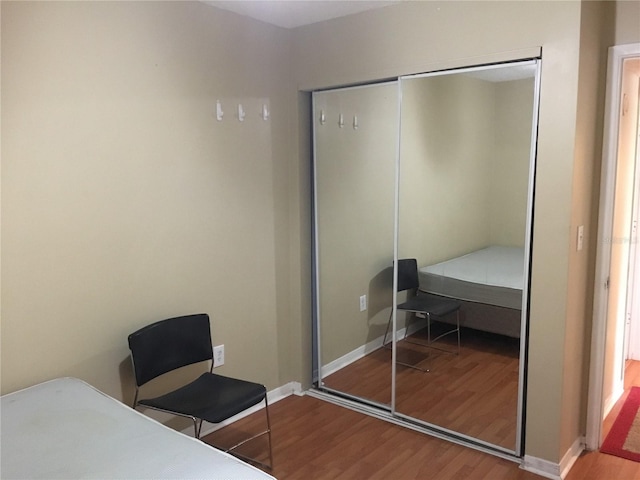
[559,437,584,479]
[603,385,625,420]
[320,321,423,378]
[521,436,584,480]
[522,455,561,480]
[183,380,302,438]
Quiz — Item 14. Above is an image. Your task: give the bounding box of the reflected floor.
[322,324,520,450]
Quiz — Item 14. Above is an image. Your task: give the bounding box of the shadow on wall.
[365,266,394,345]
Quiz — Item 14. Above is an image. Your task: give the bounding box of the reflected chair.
[383,258,462,371]
[128,313,273,469]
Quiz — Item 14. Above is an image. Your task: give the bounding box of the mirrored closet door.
[313,59,540,457]
[313,81,399,407]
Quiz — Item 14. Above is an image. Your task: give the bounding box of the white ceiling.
[204,1,400,29]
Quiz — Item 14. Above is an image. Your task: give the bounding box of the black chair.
[383,259,461,371]
[128,313,273,469]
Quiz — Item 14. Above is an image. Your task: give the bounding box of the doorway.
[587,43,640,450]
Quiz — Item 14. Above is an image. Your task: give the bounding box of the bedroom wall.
[314,84,397,365]
[615,0,640,46]
[489,78,534,247]
[399,75,493,266]
[399,74,533,269]
[1,1,294,403]
[290,0,588,465]
[562,0,614,455]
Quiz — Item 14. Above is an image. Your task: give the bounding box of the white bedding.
[418,246,524,310]
[0,377,276,480]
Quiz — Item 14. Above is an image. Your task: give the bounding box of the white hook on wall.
[353,115,359,130]
[238,104,246,122]
[216,100,224,121]
[262,104,270,121]
[338,113,344,128]
[319,110,326,125]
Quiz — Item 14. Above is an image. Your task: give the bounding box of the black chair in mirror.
[384,258,461,372]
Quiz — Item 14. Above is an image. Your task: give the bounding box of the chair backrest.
[397,258,420,292]
[128,313,213,387]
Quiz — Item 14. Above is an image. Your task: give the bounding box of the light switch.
[577,225,584,251]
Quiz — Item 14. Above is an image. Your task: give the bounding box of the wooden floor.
[204,358,640,479]
[565,359,640,480]
[205,394,542,480]
[323,325,520,449]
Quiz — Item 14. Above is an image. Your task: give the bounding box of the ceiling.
[204,1,400,29]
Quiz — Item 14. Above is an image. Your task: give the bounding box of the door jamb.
[586,42,640,451]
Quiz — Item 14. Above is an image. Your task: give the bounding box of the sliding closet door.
[394,61,540,454]
[313,82,399,407]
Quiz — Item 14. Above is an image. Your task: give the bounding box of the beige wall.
[1,1,294,402]
[292,0,588,464]
[399,75,494,265]
[490,78,535,247]
[314,84,397,365]
[400,74,533,268]
[0,0,630,469]
[561,0,616,455]
[615,0,640,46]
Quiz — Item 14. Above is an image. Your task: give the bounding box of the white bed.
[0,377,276,480]
[418,246,525,337]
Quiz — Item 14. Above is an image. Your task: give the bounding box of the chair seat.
[138,373,266,425]
[397,292,461,318]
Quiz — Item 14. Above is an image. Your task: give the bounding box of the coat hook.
[262,104,270,121]
[319,110,326,125]
[238,103,245,122]
[338,113,344,128]
[216,100,224,121]
[353,115,359,130]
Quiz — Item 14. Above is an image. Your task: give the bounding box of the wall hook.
[238,104,246,122]
[353,115,359,130]
[338,113,344,128]
[319,110,326,125]
[216,100,224,121]
[262,104,270,121]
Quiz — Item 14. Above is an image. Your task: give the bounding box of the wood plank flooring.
[322,325,520,449]
[204,394,542,480]
[205,355,640,479]
[565,360,640,480]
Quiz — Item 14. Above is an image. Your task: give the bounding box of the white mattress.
[418,246,524,310]
[0,377,276,480]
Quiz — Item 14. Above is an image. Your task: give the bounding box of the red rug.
[601,387,640,462]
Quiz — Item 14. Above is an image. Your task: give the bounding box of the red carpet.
[601,387,640,462]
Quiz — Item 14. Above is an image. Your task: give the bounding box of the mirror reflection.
[314,82,398,406]
[313,61,537,453]
[395,66,535,449]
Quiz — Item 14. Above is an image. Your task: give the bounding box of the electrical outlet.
[359,295,367,312]
[213,344,225,367]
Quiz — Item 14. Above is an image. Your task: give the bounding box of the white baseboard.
[603,385,625,420]
[522,455,561,480]
[522,436,584,480]
[559,437,584,479]
[182,380,302,438]
[321,321,424,378]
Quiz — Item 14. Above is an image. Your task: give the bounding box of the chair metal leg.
[223,397,273,470]
[382,309,393,347]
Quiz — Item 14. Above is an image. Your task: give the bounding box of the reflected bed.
[418,246,525,337]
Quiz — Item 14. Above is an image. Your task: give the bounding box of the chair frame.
[383,259,461,372]
[129,314,273,469]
